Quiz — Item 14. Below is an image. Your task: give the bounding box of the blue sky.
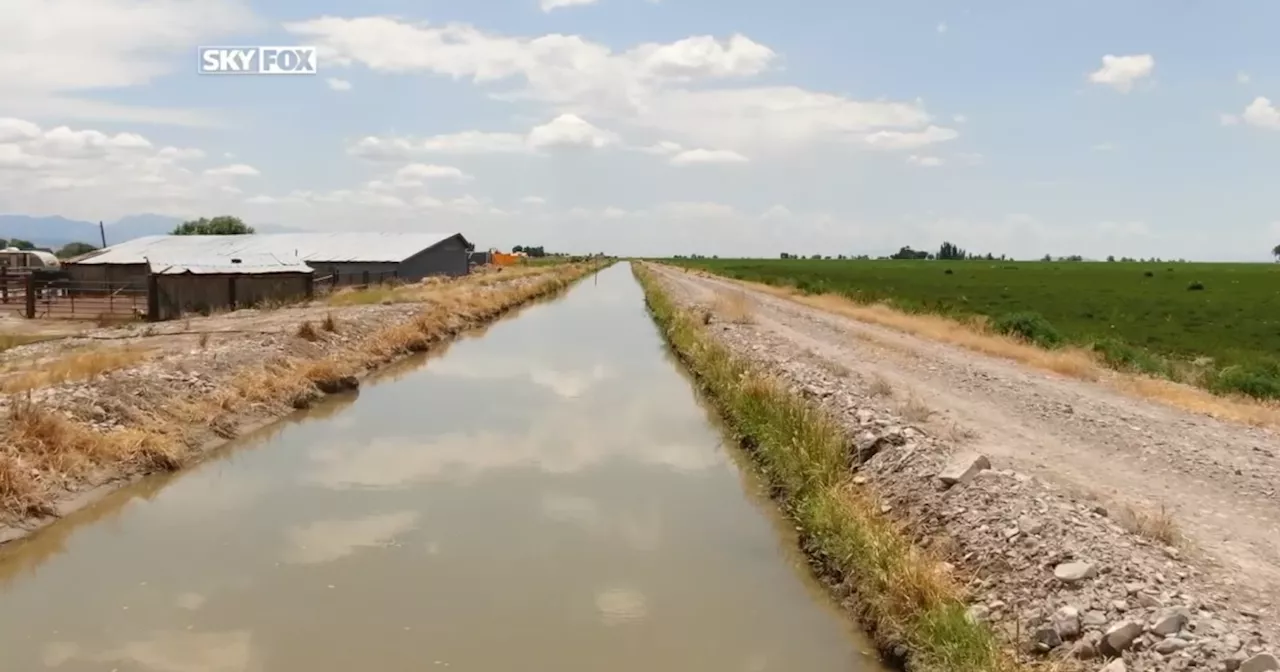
[1,0,1277,259]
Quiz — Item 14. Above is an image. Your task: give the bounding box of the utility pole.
[98,221,107,248]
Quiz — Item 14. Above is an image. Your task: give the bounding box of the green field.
[667,258,1280,400]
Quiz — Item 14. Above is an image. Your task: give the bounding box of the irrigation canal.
[0,263,883,671]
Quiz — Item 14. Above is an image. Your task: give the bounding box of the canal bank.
[0,263,884,672]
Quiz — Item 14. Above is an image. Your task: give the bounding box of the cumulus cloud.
[0,0,257,125]
[286,17,944,154]
[541,0,596,11]
[349,114,620,159]
[203,163,260,177]
[1240,97,1280,130]
[527,114,619,149]
[668,148,749,165]
[906,155,943,167]
[1088,54,1155,93]
[864,125,958,150]
[392,163,472,183]
[326,77,352,91]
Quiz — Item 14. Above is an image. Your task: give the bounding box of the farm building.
[66,232,472,289]
[149,257,315,320]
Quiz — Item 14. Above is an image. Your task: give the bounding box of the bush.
[944,269,954,275]
[1209,360,1280,400]
[1143,271,1154,278]
[1090,337,1172,378]
[990,311,1064,348]
[1187,281,1205,291]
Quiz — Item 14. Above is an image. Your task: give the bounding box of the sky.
[0,0,1277,260]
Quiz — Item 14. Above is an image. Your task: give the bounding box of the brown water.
[0,264,883,672]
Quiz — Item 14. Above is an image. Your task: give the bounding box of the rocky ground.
[0,264,591,539]
[648,263,1280,672]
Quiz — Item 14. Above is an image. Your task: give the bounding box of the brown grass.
[1115,502,1182,547]
[296,321,321,342]
[898,393,934,423]
[321,313,338,332]
[0,334,57,353]
[1,347,152,393]
[712,289,754,324]
[868,373,894,397]
[720,276,1280,429]
[0,261,607,522]
[198,332,211,349]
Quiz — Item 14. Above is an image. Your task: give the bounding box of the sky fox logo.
[198,46,318,75]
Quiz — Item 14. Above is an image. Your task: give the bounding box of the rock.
[1152,608,1190,636]
[938,452,991,487]
[1241,653,1280,672]
[1155,637,1191,654]
[1069,639,1097,660]
[1032,626,1062,652]
[1099,659,1127,672]
[1054,606,1083,640]
[1054,561,1098,584]
[1137,593,1164,608]
[1018,516,1045,535]
[965,604,991,624]
[1100,621,1143,656]
[1083,610,1109,627]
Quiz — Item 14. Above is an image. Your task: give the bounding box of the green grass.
[632,263,1015,672]
[668,258,1280,400]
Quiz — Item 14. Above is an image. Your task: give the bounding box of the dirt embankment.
[0,262,606,544]
[646,263,1280,672]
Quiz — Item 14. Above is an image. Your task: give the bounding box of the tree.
[1,238,35,250]
[172,215,254,235]
[938,241,968,260]
[1273,244,1280,261]
[1107,255,1116,262]
[512,245,524,253]
[56,242,98,258]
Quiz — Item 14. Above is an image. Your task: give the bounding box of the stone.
[1155,637,1190,654]
[1137,593,1164,609]
[1152,608,1190,636]
[1100,621,1143,656]
[1054,606,1083,640]
[1083,610,1109,627]
[938,452,991,487]
[1018,516,1045,535]
[1032,626,1062,652]
[1241,653,1280,672]
[1099,659,1127,672]
[965,604,990,624]
[1054,561,1098,584]
[1069,639,1097,660]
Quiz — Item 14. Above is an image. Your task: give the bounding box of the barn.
[66,232,472,289]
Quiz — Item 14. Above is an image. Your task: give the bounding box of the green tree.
[2,238,35,250]
[1273,244,1280,261]
[56,242,98,258]
[172,215,254,235]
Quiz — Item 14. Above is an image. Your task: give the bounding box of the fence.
[0,273,148,321]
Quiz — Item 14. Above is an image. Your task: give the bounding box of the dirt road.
[655,265,1280,615]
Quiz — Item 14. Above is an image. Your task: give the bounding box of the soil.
[650,264,1280,672]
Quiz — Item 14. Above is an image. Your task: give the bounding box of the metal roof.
[72,232,468,266]
[149,255,315,275]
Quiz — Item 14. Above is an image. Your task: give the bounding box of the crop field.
[667,258,1280,399]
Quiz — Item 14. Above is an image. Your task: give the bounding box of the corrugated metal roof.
[149,256,315,275]
[73,232,467,265]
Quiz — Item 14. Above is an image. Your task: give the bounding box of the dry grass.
[0,261,607,522]
[0,334,57,354]
[868,373,894,397]
[898,393,934,423]
[712,289,754,324]
[296,320,321,342]
[1115,502,1182,547]
[945,421,979,443]
[1,347,152,393]
[198,332,211,349]
[724,276,1280,429]
[321,313,338,332]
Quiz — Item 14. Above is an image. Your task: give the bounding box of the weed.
[321,313,338,332]
[989,312,1064,349]
[713,290,754,324]
[296,321,320,342]
[198,332,211,349]
[1144,271,1154,278]
[1116,503,1182,547]
[1,347,151,393]
[1187,281,1205,291]
[899,393,934,423]
[869,374,894,397]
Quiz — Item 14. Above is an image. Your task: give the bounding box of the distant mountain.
[0,214,303,250]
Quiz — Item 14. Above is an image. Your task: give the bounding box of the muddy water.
[0,264,883,672]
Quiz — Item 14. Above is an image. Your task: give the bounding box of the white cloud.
[541,0,597,12]
[527,113,619,150]
[286,17,940,154]
[0,0,257,125]
[421,131,529,154]
[635,140,684,155]
[906,155,943,167]
[1088,54,1155,93]
[1238,72,1252,84]
[1240,97,1280,130]
[936,22,948,34]
[1220,113,1241,126]
[326,77,352,91]
[952,114,967,124]
[203,163,260,177]
[668,148,749,165]
[864,125,958,150]
[393,163,472,183]
[521,195,547,205]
